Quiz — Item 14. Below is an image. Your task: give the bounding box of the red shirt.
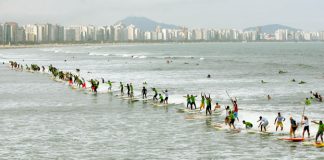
[233,103,238,112]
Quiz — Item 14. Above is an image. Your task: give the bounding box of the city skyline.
[1,20,324,45]
[0,0,324,31]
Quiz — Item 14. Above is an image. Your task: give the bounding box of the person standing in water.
[186,94,191,108]
[229,111,236,129]
[311,120,324,143]
[258,116,269,132]
[107,80,112,92]
[232,99,239,122]
[130,83,134,98]
[120,82,124,95]
[225,106,230,125]
[126,84,130,97]
[163,90,169,104]
[274,112,285,131]
[159,94,164,104]
[289,117,298,138]
[302,116,310,138]
[152,88,158,102]
[200,93,205,111]
[205,94,212,116]
[142,86,147,99]
[190,95,197,110]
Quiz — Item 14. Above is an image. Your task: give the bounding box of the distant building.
[0,24,4,44]
[24,24,37,42]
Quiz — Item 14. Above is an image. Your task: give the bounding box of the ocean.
[0,42,324,159]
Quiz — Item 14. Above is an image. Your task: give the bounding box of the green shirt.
[201,96,205,103]
[206,98,211,106]
[245,122,253,128]
[230,113,235,120]
[305,99,311,105]
[319,124,324,133]
[190,96,196,103]
[187,96,191,103]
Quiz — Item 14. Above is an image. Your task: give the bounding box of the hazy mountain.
[116,16,179,31]
[244,24,300,34]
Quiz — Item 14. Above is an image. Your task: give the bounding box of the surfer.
[200,93,205,110]
[305,98,311,106]
[261,80,266,84]
[225,106,230,125]
[274,112,285,131]
[186,94,191,108]
[299,81,306,84]
[142,87,147,99]
[190,95,197,110]
[107,80,112,91]
[311,120,324,143]
[159,94,164,103]
[229,111,236,129]
[214,102,221,111]
[267,95,271,100]
[257,116,269,132]
[130,83,134,98]
[232,99,239,122]
[120,82,124,95]
[163,90,169,104]
[205,94,212,116]
[289,117,298,138]
[302,116,310,138]
[126,84,130,97]
[243,120,253,129]
[153,88,158,102]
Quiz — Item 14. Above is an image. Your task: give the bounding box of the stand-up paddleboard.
[313,142,324,147]
[279,137,304,142]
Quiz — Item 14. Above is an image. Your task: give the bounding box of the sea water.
[0,42,323,159]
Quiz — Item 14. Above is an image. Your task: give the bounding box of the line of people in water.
[7,61,324,144]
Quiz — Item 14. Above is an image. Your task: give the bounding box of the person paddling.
[305,98,311,106]
[302,116,310,138]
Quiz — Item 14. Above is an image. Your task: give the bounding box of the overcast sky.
[0,0,323,31]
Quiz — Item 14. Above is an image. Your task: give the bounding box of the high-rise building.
[36,24,46,43]
[0,24,3,44]
[16,27,25,43]
[64,27,76,42]
[3,22,18,44]
[127,25,135,41]
[24,24,37,42]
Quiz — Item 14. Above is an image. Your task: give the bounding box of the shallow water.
[0,43,324,159]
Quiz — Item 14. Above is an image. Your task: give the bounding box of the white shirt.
[261,117,268,124]
[304,119,309,126]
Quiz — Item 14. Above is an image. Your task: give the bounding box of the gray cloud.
[0,0,323,31]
